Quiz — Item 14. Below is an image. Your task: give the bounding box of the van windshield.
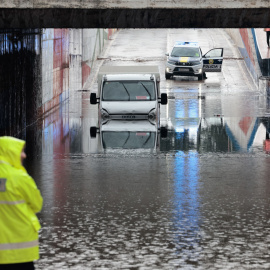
[102,81,156,101]
[102,131,156,149]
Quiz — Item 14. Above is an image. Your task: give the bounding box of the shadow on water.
[0,29,41,137]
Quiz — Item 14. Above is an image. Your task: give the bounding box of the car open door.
[202,48,223,72]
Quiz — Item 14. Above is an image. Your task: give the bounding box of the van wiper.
[139,82,151,99]
[142,133,152,147]
[120,82,130,100]
[122,132,131,148]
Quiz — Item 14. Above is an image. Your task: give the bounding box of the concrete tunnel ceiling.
[0,0,269,28]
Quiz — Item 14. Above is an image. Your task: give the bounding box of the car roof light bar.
[174,41,199,46]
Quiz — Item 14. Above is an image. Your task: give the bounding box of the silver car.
[165,41,223,80]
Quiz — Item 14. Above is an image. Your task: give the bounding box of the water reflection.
[161,117,270,153]
[163,86,270,153]
[89,120,162,154]
[35,107,270,156]
[42,97,71,156]
[172,151,201,262]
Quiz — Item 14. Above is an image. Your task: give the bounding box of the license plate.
[179,68,189,72]
[121,115,136,119]
[112,115,148,120]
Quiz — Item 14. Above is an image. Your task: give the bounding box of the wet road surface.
[22,29,270,269]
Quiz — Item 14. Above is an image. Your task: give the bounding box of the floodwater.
[2,29,270,269]
[28,93,270,270]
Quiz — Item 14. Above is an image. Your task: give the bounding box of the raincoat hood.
[0,136,25,170]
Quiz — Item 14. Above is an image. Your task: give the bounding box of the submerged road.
[24,29,270,269]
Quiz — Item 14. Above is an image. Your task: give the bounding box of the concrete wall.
[0,28,117,135]
[1,0,269,9]
[0,1,269,28]
[225,29,262,87]
[0,29,41,136]
[251,29,270,77]
[40,28,117,114]
[225,28,270,94]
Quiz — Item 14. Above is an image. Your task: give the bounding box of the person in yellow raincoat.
[0,136,43,270]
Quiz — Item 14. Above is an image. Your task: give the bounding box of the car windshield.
[171,47,200,57]
[102,81,156,101]
[102,131,156,149]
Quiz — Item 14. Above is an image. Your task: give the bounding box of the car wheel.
[198,74,203,81]
[165,73,171,80]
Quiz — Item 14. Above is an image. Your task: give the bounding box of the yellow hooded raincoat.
[0,136,43,264]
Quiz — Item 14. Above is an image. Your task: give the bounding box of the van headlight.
[148,109,156,124]
[101,109,110,120]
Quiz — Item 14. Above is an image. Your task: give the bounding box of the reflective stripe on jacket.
[0,136,43,264]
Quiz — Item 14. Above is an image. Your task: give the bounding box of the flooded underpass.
[26,112,270,269]
[2,28,270,269]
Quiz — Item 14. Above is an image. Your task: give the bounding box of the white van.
[90,66,167,123]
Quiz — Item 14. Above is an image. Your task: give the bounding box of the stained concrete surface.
[0,8,270,28]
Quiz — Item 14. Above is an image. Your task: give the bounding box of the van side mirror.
[160,93,167,105]
[90,93,98,104]
[165,53,169,56]
[160,127,167,138]
[90,126,97,138]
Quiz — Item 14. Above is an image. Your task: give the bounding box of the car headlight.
[101,109,110,121]
[168,60,177,65]
[191,61,201,66]
[148,108,156,124]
